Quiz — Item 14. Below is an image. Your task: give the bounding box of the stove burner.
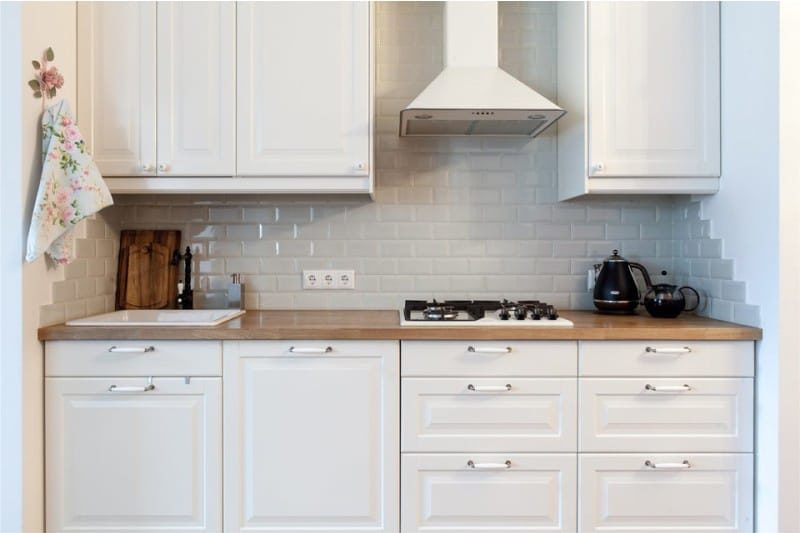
[422,301,458,321]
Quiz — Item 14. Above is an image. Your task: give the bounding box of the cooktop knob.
[514,307,527,320]
[546,305,559,320]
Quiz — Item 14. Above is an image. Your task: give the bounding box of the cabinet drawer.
[402,341,577,377]
[45,340,222,377]
[580,378,753,452]
[579,453,753,532]
[402,378,576,452]
[580,341,753,377]
[402,453,577,532]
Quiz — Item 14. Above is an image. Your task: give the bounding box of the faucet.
[172,246,193,309]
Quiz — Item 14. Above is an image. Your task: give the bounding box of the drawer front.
[402,341,577,377]
[224,339,399,359]
[580,378,753,452]
[45,340,222,377]
[402,378,577,452]
[579,454,753,532]
[402,453,577,532]
[580,341,754,377]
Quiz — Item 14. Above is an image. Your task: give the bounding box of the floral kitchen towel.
[25,100,112,264]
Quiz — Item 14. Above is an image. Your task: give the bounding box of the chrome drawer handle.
[467,346,512,354]
[645,384,692,392]
[645,346,691,354]
[467,460,512,470]
[467,384,512,392]
[644,460,691,470]
[289,346,333,354]
[108,346,155,353]
[108,377,155,393]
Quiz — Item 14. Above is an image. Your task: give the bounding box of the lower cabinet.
[223,340,400,532]
[401,454,577,532]
[45,376,222,532]
[579,454,754,532]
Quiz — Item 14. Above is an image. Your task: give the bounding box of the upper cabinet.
[557,2,721,200]
[77,1,373,194]
[156,2,236,176]
[237,2,370,178]
[77,2,156,177]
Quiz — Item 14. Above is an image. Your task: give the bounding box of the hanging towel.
[25,100,113,264]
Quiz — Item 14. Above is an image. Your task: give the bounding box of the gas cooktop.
[400,299,574,327]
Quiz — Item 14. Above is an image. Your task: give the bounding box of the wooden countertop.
[38,310,762,341]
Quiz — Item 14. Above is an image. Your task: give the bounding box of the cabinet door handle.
[467,460,512,470]
[108,346,155,353]
[644,460,691,470]
[158,163,170,172]
[108,377,155,393]
[467,384,512,392]
[645,346,692,355]
[644,384,692,392]
[467,346,512,354]
[289,346,333,354]
[140,163,154,172]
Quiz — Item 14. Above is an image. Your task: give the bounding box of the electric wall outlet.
[302,270,356,290]
[336,270,355,289]
[302,270,321,289]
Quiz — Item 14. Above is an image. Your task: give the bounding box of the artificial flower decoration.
[28,47,64,101]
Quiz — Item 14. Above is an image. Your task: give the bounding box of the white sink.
[66,309,246,327]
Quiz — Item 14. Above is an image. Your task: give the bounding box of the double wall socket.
[302,270,355,290]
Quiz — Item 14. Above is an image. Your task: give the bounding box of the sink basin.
[66,309,246,327]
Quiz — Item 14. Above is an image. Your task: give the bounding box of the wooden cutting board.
[116,230,181,310]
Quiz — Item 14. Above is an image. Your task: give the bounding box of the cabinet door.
[579,454,753,531]
[77,2,156,176]
[580,378,753,452]
[401,454,577,532]
[157,2,235,176]
[237,2,370,177]
[588,2,720,177]
[223,341,399,532]
[402,378,577,452]
[45,377,222,532]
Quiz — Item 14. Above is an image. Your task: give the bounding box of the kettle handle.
[678,286,700,312]
[628,263,653,299]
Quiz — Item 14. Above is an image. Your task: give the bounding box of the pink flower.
[60,115,72,127]
[47,149,59,161]
[64,126,79,141]
[56,189,69,205]
[40,67,64,91]
[60,206,73,222]
[63,140,73,151]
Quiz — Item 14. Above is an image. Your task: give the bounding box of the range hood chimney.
[399,2,565,138]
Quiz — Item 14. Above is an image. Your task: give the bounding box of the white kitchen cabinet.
[237,2,371,184]
[156,2,236,176]
[558,1,721,199]
[401,454,577,532]
[77,2,156,176]
[580,378,754,452]
[402,377,577,452]
[579,454,753,532]
[223,340,399,532]
[45,377,222,532]
[78,2,235,178]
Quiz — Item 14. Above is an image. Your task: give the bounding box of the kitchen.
[0,1,797,532]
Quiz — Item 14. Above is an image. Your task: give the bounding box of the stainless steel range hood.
[399,2,565,138]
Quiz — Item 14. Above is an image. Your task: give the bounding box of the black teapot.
[643,282,700,318]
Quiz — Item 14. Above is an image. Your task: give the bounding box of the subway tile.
[209,206,243,223]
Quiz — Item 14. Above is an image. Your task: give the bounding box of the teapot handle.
[679,286,700,312]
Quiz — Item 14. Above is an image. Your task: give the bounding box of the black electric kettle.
[593,250,652,314]
[643,280,700,318]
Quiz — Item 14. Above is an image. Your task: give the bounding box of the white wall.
[779,2,800,530]
[1,3,23,530]
[17,3,77,530]
[702,3,779,530]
